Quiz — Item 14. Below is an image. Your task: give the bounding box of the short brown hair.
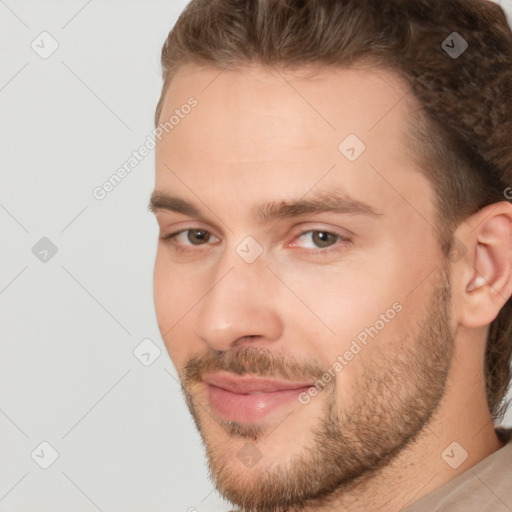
[155,0,512,420]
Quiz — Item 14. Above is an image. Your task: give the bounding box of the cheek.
[153,251,193,317]
[153,255,189,352]
[278,253,421,371]
[153,253,212,369]
[153,253,170,327]
[280,265,393,338]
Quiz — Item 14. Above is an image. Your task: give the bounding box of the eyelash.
[160,228,351,256]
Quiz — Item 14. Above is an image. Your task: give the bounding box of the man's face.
[152,64,455,510]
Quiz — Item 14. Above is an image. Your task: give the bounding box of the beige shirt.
[403,426,512,511]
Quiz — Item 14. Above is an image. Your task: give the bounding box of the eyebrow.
[148,190,381,223]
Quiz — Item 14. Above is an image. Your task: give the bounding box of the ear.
[452,201,512,328]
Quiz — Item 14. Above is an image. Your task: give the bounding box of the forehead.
[155,63,433,225]
[158,62,415,155]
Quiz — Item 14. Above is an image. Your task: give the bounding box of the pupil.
[188,230,209,244]
[313,231,335,248]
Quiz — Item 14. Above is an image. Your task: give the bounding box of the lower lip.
[206,384,312,422]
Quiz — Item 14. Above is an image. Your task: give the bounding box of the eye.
[162,229,220,246]
[290,230,349,251]
[160,227,350,256]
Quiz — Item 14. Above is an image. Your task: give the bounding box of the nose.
[194,252,283,352]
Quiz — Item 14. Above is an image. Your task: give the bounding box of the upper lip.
[203,372,314,394]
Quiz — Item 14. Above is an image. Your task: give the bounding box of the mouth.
[202,372,314,422]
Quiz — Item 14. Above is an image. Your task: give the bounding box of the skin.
[151,62,512,512]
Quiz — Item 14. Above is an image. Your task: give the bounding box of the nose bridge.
[208,233,269,301]
[194,241,282,349]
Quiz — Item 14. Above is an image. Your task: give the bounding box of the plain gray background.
[1,1,512,511]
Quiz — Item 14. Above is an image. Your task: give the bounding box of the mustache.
[183,346,327,384]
